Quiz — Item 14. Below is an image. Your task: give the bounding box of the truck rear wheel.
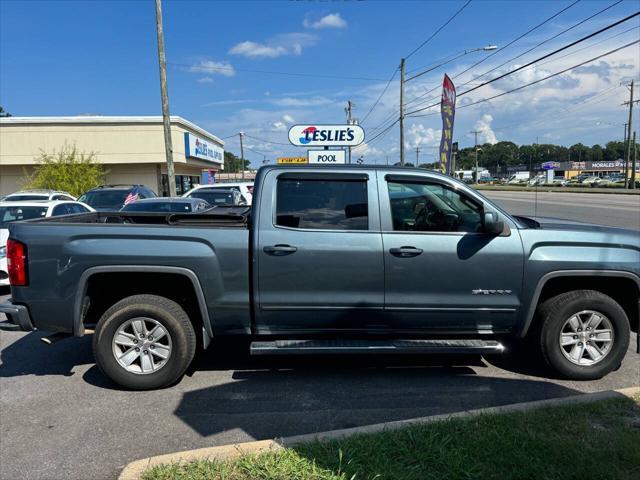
[93,294,196,390]
[537,290,629,380]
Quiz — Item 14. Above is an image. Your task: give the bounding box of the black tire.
[537,290,630,380]
[93,294,196,390]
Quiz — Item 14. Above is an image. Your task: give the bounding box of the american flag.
[124,189,139,205]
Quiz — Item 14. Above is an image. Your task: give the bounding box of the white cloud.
[189,60,235,77]
[408,123,440,148]
[229,33,317,58]
[282,114,295,123]
[271,121,286,132]
[229,41,287,59]
[197,77,214,84]
[474,114,497,145]
[270,96,334,107]
[304,13,347,29]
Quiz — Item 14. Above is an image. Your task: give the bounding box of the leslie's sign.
[288,124,365,147]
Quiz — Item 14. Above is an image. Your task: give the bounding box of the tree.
[224,151,251,173]
[0,106,11,117]
[22,143,107,196]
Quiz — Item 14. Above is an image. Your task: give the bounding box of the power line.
[453,0,582,81]
[406,11,640,116]
[409,40,639,117]
[242,133,291,146]
[168,62,386,82]
[456,0,624,90]
[404,0,582,108]
[354,118,399,150]
[405,0,473,60]
[404,24,639,111]
[361,68,399,124]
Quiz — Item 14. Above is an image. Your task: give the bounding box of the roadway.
[482,190,640,230]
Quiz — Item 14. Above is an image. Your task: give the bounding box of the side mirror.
[483,211,504,235]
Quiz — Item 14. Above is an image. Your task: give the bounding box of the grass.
[142,395,640,480]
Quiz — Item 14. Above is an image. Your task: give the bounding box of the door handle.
[263,244,298,256]
[389,246,423,257]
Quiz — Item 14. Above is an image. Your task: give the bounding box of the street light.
[399,44,497,165]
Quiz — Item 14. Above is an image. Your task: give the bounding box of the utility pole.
[632,130,637,190]
[385,155,389,165]
[623,80,636,189]
[415,146,420,165]
[154,0,176,197]
[345,100,354,164]
[239,132,245,180]
[471,130,480,184]
[399,58,405,166]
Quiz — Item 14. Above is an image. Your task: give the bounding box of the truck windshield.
[0,206,48,227]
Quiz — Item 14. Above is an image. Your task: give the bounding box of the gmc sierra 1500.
[1,165,638,389]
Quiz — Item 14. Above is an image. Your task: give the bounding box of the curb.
[118,386,639,480]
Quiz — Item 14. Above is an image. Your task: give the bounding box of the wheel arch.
[519,270,640,338]
[74,266,213,347]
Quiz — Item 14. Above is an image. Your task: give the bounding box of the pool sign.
[288,124,365,147]
[308,149,346,164]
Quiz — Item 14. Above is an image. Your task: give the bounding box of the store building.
[0,116,224,196]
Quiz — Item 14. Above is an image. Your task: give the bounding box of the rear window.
[4,194,48,201]
[122,202,193,213]
[275,179,368,230]
[0,206,48,227]
[78,190,129,209]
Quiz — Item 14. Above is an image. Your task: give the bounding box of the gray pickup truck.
[1,165,638,389]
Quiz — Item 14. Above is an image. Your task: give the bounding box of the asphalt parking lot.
[1,191,639,480]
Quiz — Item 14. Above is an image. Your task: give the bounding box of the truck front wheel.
[93,294,196,390]
[537,290,630,380]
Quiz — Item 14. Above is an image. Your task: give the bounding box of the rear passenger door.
[255,170,384,334]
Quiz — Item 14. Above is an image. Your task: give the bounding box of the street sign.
[308,150,346,164]
[288,124,365,147]
[277,157,307,164]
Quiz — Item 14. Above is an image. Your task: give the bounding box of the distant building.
[0,116,224,196]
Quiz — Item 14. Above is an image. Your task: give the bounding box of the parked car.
[184,182,253,205]
[0,200,95,286]
[120,197,211,213]
[183,188,246,206]
[1,165,638,390]
[593,176,612,187]
[78,185,157,211]
[580,176,600,187]
[3,189,76,202]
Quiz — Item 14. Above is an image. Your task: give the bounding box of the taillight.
[247,186,254,194]
[7,239,28,286]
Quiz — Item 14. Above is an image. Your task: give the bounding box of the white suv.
[3,189,76,202]
[183,182,254,205]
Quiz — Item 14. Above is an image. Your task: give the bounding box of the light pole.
[399,45,497,168]
[471,130,481,184]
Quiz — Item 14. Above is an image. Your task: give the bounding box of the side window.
[61,195,74,201]
[388,181,482,233]
[276,178,368,230]
[71,204,89,213]
[52,204,71,216]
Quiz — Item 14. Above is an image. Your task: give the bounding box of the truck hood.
[517,215,639,236]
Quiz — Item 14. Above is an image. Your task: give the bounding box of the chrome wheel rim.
[112,317,172,375]
[559,310,614,366]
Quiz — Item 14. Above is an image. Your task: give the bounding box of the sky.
[1,0,639,167]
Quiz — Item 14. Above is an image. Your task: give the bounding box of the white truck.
[507,171,530,184]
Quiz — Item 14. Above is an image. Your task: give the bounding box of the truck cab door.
[254,169,384,334]
[379,173,524,333]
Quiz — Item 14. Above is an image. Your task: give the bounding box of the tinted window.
[187,190,236,205]
[4,194,48,201]
[0,206,48,227]
[388,181,482,233]
[68,204,89,214]
[52,204,71,216]
[276,179,368,230]
[79,189,129,209]
[121,202,193,213]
